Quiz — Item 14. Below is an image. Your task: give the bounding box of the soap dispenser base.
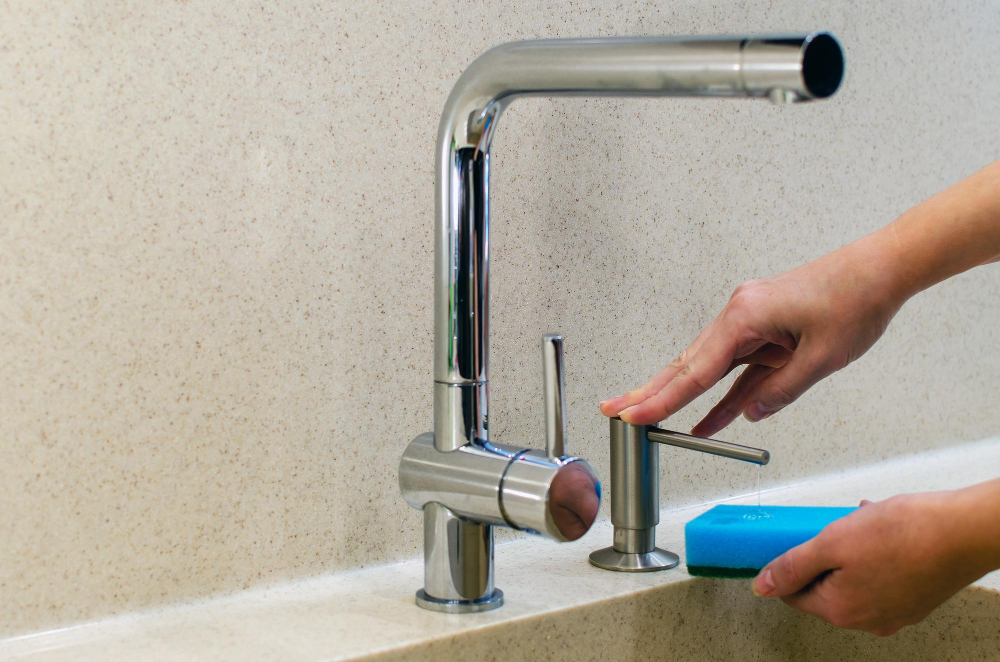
[588,547,679,572]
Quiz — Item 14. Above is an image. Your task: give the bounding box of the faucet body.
[400,334,600,613]
[589,419,770,572]
[400,33,844,612]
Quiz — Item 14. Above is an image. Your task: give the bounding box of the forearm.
[870,159,1000,299]
[947,478,1000,577]
[601,159,1000,432]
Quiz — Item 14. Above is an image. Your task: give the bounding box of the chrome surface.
[542,334,566,458]
[741,33,844,100]
[415,588,504,613]
[432,32,844,449]
[402,332,601,610]
[647,428,771,465]
[399,432,518,526]
[609,419,659,537]
[591,420,772,572]
[589,418,676,572]
[404,31,842,607]
[399,433,600,540]
[615,523,656,554]
[433,381,488,452]
[500,451,599,542]
[420,503,499,608]
[588,546,680,573]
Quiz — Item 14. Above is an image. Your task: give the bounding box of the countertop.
[3,438,999,661]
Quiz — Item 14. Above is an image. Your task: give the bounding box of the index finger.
[599,316,720,417]
[618,322,744,425]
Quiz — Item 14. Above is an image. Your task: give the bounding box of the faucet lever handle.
[541,333,566,458]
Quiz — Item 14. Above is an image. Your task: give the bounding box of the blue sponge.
[684,505,856,578]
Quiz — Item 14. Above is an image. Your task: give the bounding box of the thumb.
[743,349,833,422]
[753,536,832,598]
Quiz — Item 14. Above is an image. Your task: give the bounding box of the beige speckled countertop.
[3,439,999,662]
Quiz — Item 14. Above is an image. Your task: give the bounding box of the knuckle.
[668,349,690,370]
[718,402,742,421]
[877,495,911,523]
[728,280,763,311]
[677,362,712,395]
[820,519,848,541]
[815,350,850,376]
[768,383,797,408]
[885,493,913,511]
[773,553,803,589]
[730,280,759,301]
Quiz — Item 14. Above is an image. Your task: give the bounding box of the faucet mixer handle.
[541,333,566,458]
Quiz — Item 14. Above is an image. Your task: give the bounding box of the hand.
[599,236,909,435]
[752,490,999,636]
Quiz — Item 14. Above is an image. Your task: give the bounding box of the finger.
[742,347,835,422]
[779,574,878,632]
[753,536,834,598]
[725,344,793,374]
[599,319,720,417]
[619,323,745,425]
[601,308,784,418]
[691,364,776,437]
[859,499,874,507]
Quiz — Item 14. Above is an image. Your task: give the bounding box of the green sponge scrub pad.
[685,505,856,579]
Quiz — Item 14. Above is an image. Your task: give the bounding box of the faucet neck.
[431,34,844,451]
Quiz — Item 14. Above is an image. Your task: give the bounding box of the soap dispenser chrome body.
[399,32,844,612]
[589,419,769,572]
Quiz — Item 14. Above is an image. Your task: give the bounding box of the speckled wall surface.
[1,0,998,638]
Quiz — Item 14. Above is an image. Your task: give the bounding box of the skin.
[752,481,1000,636]
[600,158,1000,634]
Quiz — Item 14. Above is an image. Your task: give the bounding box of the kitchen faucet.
[399,32,844,613]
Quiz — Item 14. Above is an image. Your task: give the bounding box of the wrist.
[875,159,1000,297]
[943,480,1000,578]
[837,227,915,314]
[879,206,952,299]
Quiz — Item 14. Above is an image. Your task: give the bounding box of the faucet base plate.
[588,547,679,572]
[415,589,504,613]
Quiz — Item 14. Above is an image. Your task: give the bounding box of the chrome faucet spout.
[434,32,844,451]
